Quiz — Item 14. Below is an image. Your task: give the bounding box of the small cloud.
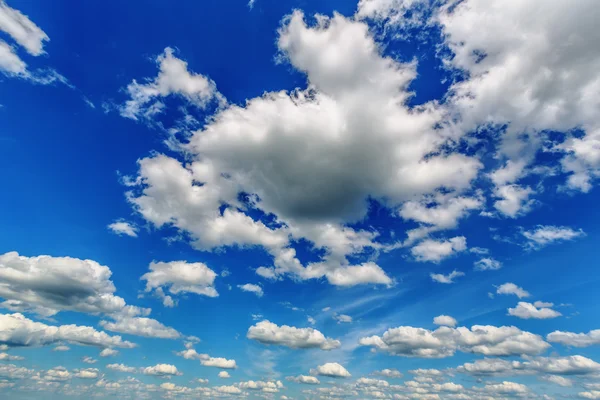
[107,220,138,237]
[430,270,464,284]
[496,283,531,299]
[238,283,263,297]
[474,258,502,271]
[333,314,352,324]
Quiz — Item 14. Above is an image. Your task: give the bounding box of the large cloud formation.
[247,320,341,350]
[359,324,550,358]
[122,10,483,287]
[0,252,148,318]
[0,313,136,349]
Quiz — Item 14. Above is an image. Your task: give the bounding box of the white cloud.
[0,252,149,318]
[547,329,600,347]
[175,348,237,369]
[0,313,135,349]
[287,375,320,384]
[493,185,535,218]
[247,320,340,350]
[411,237,467,263]
[433,315,456,327]
[0,352,23,361]
[123,10,480,288]
[74,368,99,379]
[107,364,137,373]
[522,225,585,249]
[474,258,502,271]
[99,348,118,358]
[496,283,530,299]
[508,302,562,319]
[0,40,25,75]
[360,324,549,358]
[238,284,263,297]
[580,391,600,399]
[82,356,97,364]
[218,371,230,378]
[107,221,138,237]
[52,345,69,352]
[119,47,224,121]
[141,260,218,307]
[457,355,600,378]
[435,0,600,192]
[311,362,351,378]
[333,314,352,324]
[142,364,182,377]
[0,1,49,55]
[373,368,403,378]
[482,381,528,395]
[430,270,464,284]
[399,195,483,241]
[237,380,283,391]
[100,317,181,339]
[542,375,573,387]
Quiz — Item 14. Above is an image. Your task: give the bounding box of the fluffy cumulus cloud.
[287,375,320,385]
[107,220,138,237]
[247,320,340,350]
[359,323,549,358]
[508,302,562,319]
[311,362,351,378]
[218,371,230,379]
[175,348,237,369]
[0,252,148,318]
[0,313,135,349]
[122,8,483,289]
[373,368,403,378]
[496,283,531,299]
[474,258,502,271]
[237,283,263,297]
[430,270,464,284]
[107,364,137,373]
[119,47,224,121]
[411,237,467,263]
[141,260,218,307]
[433,315,457,327]
[457,355,600,378]
[142,364,182,377]
[99,316,181,339]
[547,329,600,347]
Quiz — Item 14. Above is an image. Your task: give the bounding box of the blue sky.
[1,0,600,398]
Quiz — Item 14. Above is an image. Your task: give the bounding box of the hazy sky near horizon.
[1,0,600,399]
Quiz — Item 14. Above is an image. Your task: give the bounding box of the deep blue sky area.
[0,0,599,399]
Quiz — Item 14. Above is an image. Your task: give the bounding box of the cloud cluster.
[0,313,135,349]
[141,260,218,307]
[247,320,340,350]
[359,324,549,358]
[0,251,148,318]
[122,9,482,288]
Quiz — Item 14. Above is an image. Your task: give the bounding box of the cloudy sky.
[0,0,599,399]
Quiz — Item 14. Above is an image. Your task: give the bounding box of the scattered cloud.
[430,270,464,284]
[238,284,263,297]
[107,220,138,237]
[496,283,531,299]
[508,302,562,319]
[247,320,340,350]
